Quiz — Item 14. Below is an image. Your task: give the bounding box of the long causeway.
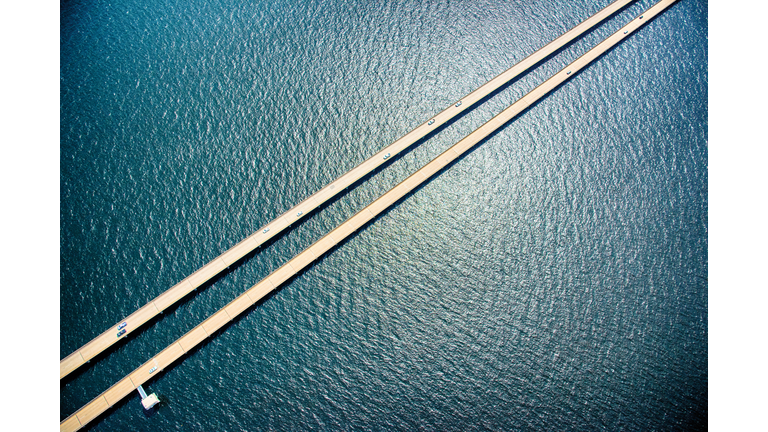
[60,0,636,380]
[60,1,679,430]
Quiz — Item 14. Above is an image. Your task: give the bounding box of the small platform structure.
[137,385,160,410]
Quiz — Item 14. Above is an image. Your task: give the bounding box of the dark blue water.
[61,0,707,430]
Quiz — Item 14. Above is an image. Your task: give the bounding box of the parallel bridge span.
[60,0,636,380]
[60,1,678,430]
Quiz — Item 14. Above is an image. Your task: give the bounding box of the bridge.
[59,0,637,381]
[61,0,678,430]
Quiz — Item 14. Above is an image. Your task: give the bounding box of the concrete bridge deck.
[60,1,678,429]
[60,0,636,380]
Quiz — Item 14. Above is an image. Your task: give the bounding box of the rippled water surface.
[61,0,707,430]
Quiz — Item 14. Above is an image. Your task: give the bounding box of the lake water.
[60,0,707,429]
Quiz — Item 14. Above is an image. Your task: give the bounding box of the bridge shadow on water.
[165,0,667,391]
[62,1,666,426]
[65,101,542,426]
